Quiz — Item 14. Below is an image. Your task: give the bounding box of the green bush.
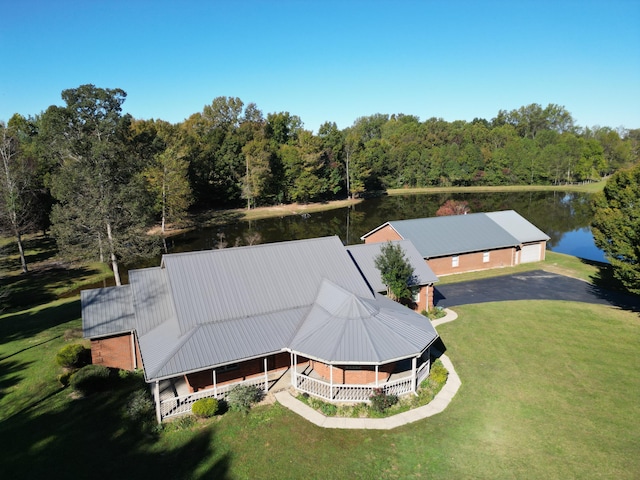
[191,397,219,418]
[428,359,448,385]
[55,343,91,369]
[57,370,74,387]
[320,402,338,416]
[125,389,155,423]
[423,306,446,320]
[226,384,264,413]
[369,388,398,413]
[70,364,111,394]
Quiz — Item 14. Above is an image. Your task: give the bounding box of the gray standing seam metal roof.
[363,210,549,259]
[81,286,135,338]
[485,210,550,243]
[83,236,438,382]
[346,240,439,293]
[161,236,374,335]
[288,280,438,364]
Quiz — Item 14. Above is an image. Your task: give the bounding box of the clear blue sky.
[1,0,639,132]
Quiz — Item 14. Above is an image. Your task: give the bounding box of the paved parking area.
[434,270,640,311]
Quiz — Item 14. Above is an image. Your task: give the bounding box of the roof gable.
[81,286,135,338]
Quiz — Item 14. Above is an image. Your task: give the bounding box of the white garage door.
[521,243,542,263]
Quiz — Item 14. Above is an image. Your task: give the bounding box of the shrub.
[369,388,398,413]
[320,402,338,416]
[56,343,91,369]
[192,397,219,418]
[428,359,448,385]
[423,306,446,320]
[226,384,264,413]
[70,364,111,394]
[125,389,155,423]
[58,370,74,387]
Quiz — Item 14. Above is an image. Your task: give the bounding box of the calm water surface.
[158,190,606,266]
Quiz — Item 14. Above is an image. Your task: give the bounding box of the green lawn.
[1,235,637,478]
[1,298,638,479]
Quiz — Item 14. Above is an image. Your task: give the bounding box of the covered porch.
[154,358,292,421]
[292,349,431,403]
[153,347,432,421]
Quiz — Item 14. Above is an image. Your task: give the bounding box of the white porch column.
[375,365,379,387]
[213,369,217,397]
[330,364,334,400]
[154,380,161,423]
[263,357,269,393]
[292,353,297,388]
[131,333,138,369]
[412,357,418,395]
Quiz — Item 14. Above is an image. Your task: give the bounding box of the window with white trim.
[452,256,459,268]
[483,251,490,263]
[411,287,420,303]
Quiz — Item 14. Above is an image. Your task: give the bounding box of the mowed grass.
[1,297,638,479]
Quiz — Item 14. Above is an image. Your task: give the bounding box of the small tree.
[374,242,416,301]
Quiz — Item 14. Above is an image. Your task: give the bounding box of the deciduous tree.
[591,163,640,294]
[48,85,158,286]
[374,242,416,301]
[0,120,38,273]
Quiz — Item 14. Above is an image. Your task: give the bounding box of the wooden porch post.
[213,369,217,397]
[154,380,161,424]
[412,357,418,395]
[375,365,379,387]
[263,357,269,393]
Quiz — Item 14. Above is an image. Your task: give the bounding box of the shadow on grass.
[0,235,58,272]
[0,264,104,312]
[0,299,81,347]
[0,358,33,395]
[583,259,640,313]
[0,382,231,480]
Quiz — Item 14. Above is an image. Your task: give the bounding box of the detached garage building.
[361,210,550,276]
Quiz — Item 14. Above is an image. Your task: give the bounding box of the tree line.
[1,85,639,282]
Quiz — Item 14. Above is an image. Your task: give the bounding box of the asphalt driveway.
[434,270,640,311]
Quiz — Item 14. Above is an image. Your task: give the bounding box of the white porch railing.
[416,358,431,386]
[296,373,415,403]
[159,376,266,420]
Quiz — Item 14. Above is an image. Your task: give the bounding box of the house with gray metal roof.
[81,236,440,422]
[346,240,439,312]
[361,210,550,276]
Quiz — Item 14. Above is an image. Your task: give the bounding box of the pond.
[158,190,606,267]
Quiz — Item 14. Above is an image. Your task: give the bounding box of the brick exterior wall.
[427,247,516,276]
[415,284,434,312]
[311,360,396,384]
[363,225,402,244]
[90,332,141,371]
[185,352,298,393]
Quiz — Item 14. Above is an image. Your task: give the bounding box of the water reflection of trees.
[127,191,597,274]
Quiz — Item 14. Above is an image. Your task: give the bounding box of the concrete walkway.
[274,309,461,430]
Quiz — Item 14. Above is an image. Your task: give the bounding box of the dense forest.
[1,85,639,281]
